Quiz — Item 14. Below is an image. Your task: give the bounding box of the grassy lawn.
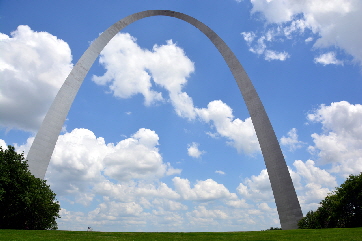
[1,228,361,241]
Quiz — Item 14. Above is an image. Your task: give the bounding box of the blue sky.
[1,0,362,232]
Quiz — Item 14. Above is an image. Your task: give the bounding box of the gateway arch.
[26,10,303,229]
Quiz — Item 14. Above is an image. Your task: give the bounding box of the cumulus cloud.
[307,101,362,176]
[245,0,362,67]
[92,33,162,106]
[58,208,88,231]
[173,177,237,201]
[293,159,337,188]
[103,128,180,182]
[197,100,260,154]
[59,204,148,231]
[152,199,187,211]
[187,142,205,158]
[90,201,144,220]
[281,128,305,151]
[151,209,184,227]
[226,199,249,208]
[300,183,332,204]
[92,33,196,119]
[93,180,180,203]
[0,25,73,132]
[258,202,274,212]
[27,128,180,202]
[237,169,273,202]
[187,206,228,221]
[314,52,344,66]
[46,128,109,197]
[185,206,231,228]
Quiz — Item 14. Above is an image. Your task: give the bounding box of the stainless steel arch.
[26,10,303,229]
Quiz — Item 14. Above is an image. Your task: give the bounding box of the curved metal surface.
[26,10,303,229]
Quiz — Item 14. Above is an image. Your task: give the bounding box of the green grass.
[1,228,362,241]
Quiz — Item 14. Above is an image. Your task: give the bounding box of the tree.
[0,145,60,230]
[298,173,362,229]
[262,227,282,231]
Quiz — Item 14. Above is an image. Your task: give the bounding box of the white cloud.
[241,31,256,45]
[147,40,196,119]
[248,209,262,215]
[226,199,249,208]
[258,202,274,212]
[241,32,266,55]
[237,169,273,202]
[264,50,290,61]
[305,37,313,42]
[92,33,196,119]
[90,201,144,220]
[151,209,184,227]
[280,128,304,151]
[93,180,180,203]
[152,199,187,211]
[307,101,362,176]
[32,128,180,200]
[314,52,344,66]
[13,137,34,156]
[0,139,8,149]
[187,206,228,220]
[283,19,308,38]
[187,142,205,158]
[286,166,303,191]
[185,206,231,227]
[215,170,225,175]
[0,25,73,132]
[299,183,332,204]
[197,100,260,154]
[307,101,362,138]
[46,128,109,197]
[92,33,163,106]
[173,177,237,201]
[241,31,290,61]
[247,0,362,67]
[103,128,177,182]
[293,160,337,188]
[58,208,88,231]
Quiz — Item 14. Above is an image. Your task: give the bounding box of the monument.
[26,10,303,229]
